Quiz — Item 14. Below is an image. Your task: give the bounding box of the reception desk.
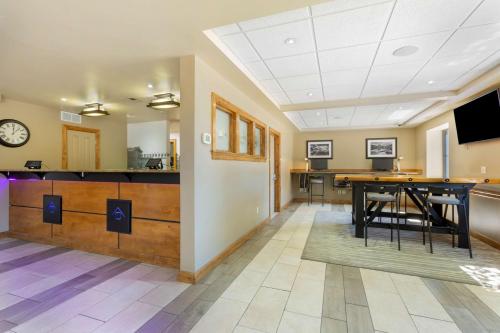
[0,169,180,268]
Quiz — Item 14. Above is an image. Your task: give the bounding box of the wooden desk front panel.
[119,183,180,222]
[9,180,52,208]
[53,181,119,214]
[9,206,51,241]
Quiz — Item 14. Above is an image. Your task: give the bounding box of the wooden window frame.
[211,93,267,162]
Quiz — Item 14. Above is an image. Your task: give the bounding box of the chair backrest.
[427,186,468,198]
[364,184,400,194]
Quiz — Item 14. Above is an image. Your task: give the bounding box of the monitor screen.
[454,90,500,144]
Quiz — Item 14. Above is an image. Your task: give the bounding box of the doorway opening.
[269,129,281,218]
[62,125,100,170]
[426,123,449,178]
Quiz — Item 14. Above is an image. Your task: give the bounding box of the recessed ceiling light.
[60,98,67,102]
[147,83,153,88]
[307,92,313,97]
[427,80,435,85]
[316,111,321,116]
[126,114,136,118]
[284,38,296,45]
[392,45,419,57]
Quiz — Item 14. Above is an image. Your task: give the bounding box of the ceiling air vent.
[60,111,82,124]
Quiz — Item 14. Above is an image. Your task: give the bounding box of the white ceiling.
[206,0,500,130]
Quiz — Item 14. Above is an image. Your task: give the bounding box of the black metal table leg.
[353,183,365,238]
[457,190,471,249]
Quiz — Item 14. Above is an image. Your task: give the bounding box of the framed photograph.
[366,138,397,159]
[306,140,333,159]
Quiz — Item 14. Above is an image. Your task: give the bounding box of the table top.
[0,169,179,174]
[337,174,500,184]
[290,168,422,175]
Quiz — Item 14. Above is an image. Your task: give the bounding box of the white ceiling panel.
[311,0,392,17]
[212,24,240,36]
[265,53,319,78]
[319,43,378,72]
[269,90,291,105]
[244,61,273,80]
[259,79,283,93]
[301,109,328,128]
[326,107,356,118]
[350,107,385,126]
[362,61,424,96]
[284,112,307,129]
[278,74,322,91]
[221,33,260,62]
[384,0,482,40]
[314,2,393,50]
[288,89,324,104]
[246,20,315,59]
[374,31,451,66]
[463,0,500,27]
[239,7,310,31]
[436,24,500,59]
[322,68,369,87]
[324,84,363,100]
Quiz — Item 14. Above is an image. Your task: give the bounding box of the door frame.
[62,124,101,169]
[269,128,281,214]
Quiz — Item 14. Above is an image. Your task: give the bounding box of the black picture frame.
[365,137,397,159]
[306,140,333,159]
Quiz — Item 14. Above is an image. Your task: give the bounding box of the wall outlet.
[481,166,487,174]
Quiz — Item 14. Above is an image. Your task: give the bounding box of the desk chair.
[308,175,325,206]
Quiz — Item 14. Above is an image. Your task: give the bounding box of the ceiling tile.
[350,105,387,126]
[436,24,500,59]
[246,20,315,59]
[221,33,260,62]
[326,107,356,118]
[362,61,424,96]
[266,53,319,78]
[374,31,451,66]
[244,61,273,80]
[463,0,500,27]
[311,0,393,16]
[284,112,307,129]
[288,89,324,104]
[301,109,328,128]
[269,90,291,105]
[319,43,378,71]
[322,68,369,86]
[259,79,283,93]
[278,74,322,91]
[239,8,310,31]
[384,0,482,40]
[449,52,500,89]
[313,2,393,50]
[324,84,364,100]
[212,24,240,36]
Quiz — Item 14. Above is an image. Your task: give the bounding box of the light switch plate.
[201,133,212,145]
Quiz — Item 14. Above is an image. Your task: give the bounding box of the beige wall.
[0,98,127,169]
[180,55,297,272]
[415,110,500,178]
[293,128,417,170]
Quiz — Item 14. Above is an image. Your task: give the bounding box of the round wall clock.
[0,119,31,148]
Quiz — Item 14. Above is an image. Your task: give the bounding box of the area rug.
[302,209,500,287]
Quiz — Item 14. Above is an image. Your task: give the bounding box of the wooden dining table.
[339,174,500,249]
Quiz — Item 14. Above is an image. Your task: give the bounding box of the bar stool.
[425,186,472,258]
[308,175,325,206]
[364,184,401,250]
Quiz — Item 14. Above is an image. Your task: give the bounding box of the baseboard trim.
[471,230,500,251]
[281,199,294,210]
[177,216,270,284]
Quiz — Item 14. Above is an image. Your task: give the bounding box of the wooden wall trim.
[62,124,101,170]
[177,216,270,284]
[470,230,500,251]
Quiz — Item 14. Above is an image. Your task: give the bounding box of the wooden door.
[62,125,100,170]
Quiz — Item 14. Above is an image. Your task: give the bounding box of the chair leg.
[452,229,455,248]
[427,201,433,254]
[422,204,426,245]
[390,201,394,242]
[364,201,368,247]
[322,179,325,207]
[463,204,473,259]
[396,199,401,251]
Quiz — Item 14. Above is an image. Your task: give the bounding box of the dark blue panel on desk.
[43,195,62,224]
[107,199,132,234]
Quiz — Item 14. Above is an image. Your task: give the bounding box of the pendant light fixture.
[147,93,180,110]
[79,103,109,117]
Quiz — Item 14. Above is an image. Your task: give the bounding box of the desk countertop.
[290,168,422,175]
[337,174,500,184]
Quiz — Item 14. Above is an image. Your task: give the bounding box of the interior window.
[216,108,231,151]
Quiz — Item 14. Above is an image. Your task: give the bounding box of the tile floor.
[0,203,499,332]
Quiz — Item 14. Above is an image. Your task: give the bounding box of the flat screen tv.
[454,89,500,144]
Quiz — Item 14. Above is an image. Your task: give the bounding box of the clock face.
[0,119,30,148]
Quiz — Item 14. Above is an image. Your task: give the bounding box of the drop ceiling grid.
[209,0,500,130]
